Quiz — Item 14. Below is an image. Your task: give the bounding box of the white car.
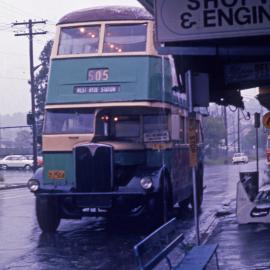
[0,155,33,170]
[232,153,248,164]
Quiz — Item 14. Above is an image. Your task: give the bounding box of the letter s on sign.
[187,0,200,10]
[180,12,196,29]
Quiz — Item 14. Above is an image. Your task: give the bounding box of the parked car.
[0,155,33,170]
[232,152,249,164]
[25,155,43,167]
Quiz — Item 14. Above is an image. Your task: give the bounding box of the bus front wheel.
[147,175,172,227]
[36,196,61,233]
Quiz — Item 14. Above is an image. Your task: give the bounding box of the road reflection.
[0,169,32,184]
[33,217,148,270]
[1,160,268,270]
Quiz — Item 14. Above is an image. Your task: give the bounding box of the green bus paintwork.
[46,56,174,105]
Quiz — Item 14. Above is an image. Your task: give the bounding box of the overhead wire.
[0,0,57,37]
[0,0,44,20]
[240,109,251,120]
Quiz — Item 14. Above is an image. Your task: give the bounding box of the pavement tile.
[206,201,270,270]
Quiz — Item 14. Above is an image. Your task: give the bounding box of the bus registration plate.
[48,170,65,180]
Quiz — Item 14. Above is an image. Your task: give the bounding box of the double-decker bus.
[28,6,204,232]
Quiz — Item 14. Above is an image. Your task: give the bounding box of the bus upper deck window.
[103,24,147,53]
[58,26,100,55]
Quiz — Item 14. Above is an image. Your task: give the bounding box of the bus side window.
[169,56,179,89]
[171,114,180,141]
[180,116,186,144]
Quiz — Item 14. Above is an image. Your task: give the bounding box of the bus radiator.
[74,144,113,192]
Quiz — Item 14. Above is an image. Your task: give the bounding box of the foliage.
[34,40,53,137]
[203,115,226,158]
[241,124,267,153]
[14,130,32,149]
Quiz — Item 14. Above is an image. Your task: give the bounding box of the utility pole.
[0,116,1,153]
[13,20,46,171]
[223,106,228,163]
[254,113,260,176]
[237,108,241,153]
[232,113,236,152]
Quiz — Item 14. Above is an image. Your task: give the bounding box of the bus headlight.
[27,179,40,192]
[140,177,153,190]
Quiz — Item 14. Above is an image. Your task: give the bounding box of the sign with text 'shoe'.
[156,0,270,42]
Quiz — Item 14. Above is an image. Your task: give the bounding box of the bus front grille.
[75,144,113,192]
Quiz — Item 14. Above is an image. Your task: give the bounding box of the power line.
[0,0,57,30]
[0,0,47,21]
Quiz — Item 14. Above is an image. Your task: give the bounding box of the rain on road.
[0,160,268,270]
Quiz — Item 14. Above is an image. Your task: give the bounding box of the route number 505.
[88,68,109,81]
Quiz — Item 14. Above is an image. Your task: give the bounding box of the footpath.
[185,161,270,270]
[205,200,270,270]
[204,174,270,270]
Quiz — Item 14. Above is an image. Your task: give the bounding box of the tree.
[34,40,53,137]
[241,124,267,154]
[203,115,226,159]
[14,130,32,149]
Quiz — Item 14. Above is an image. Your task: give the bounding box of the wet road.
[0,169,32,185]
[0,161,267,270]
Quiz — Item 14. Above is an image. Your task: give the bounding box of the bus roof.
[57,6,153,25]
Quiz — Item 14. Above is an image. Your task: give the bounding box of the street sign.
[155,0,270,42]
[254,113,261,128]
[262,112,270,129]
[188,118,198,166]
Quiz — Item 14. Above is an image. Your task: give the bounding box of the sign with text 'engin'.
[156,0,270,42]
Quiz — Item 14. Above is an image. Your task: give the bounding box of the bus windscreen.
[44,109,94,134]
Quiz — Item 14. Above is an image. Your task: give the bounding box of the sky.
[0,0,142,116]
